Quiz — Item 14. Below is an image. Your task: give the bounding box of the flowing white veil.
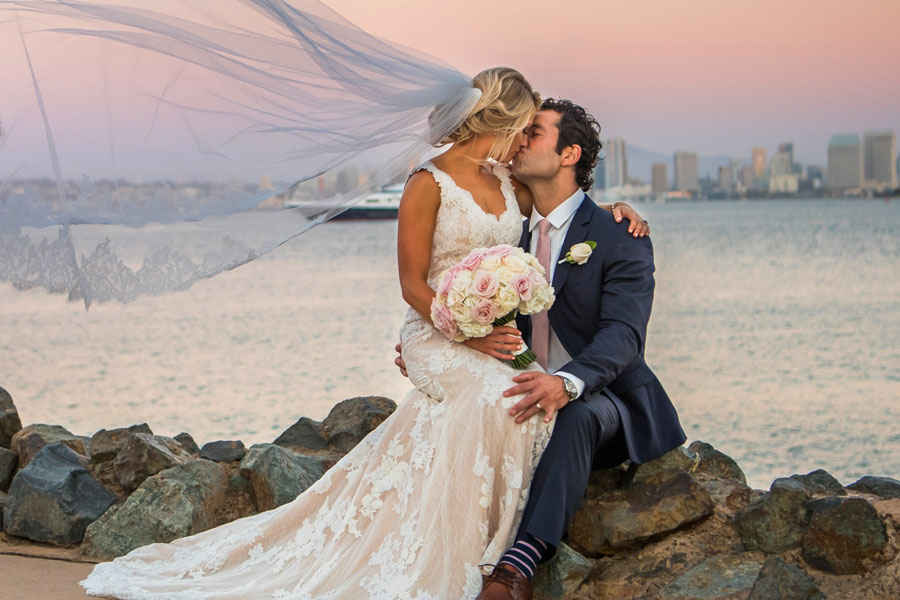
[0,0,482,307]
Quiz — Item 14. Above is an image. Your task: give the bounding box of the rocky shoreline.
[1,385,898,599]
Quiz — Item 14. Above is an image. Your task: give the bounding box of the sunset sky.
[327,0,900,165]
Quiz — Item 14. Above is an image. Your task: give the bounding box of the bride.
[79,67,645,599]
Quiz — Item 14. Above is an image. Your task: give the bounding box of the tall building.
[827,134,862,191]
[592,160,607,190]
[717,165,732,190]
[770,152,792,177]
[651,163,667,192]
[740,165,755,189]
[778,142,794,165]
[863,130,897,188]
[605,138,628,188]
[752,147,767,179]
[673,151,699,191]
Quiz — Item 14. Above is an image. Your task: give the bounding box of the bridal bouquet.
[430,244,555,368]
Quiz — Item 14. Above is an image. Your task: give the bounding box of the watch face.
[563,378,577,398]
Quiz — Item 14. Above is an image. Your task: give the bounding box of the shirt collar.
[529,188,585,232]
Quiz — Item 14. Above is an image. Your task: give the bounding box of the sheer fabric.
[0,0,480,307]
[79,163,555,599]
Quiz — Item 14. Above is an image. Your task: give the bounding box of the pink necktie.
[532,219,552,370]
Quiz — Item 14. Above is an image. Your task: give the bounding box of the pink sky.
[327,0,900,164]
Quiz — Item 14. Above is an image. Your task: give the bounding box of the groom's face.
[511,110,564,182]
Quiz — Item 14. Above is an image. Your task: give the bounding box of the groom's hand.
[394,343,408,378]
[504,372,570,424]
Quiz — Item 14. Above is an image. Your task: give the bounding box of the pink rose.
[471,270,500,298]
[472,298,498,325]
[511,274,533,301]
[437,272,454,296]
[486,244,515,258]
[459,248,486,271]
[430,299,459,339]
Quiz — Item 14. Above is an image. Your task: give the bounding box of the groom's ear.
[560,144,582,167]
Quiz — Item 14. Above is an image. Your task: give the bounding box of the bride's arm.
[397,171,441,322]
[598,202,650,237]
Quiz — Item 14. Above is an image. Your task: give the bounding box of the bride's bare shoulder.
[510,175,533,216]
[401,169,441,208]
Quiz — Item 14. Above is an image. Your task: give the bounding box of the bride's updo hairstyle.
[436,67,541,161]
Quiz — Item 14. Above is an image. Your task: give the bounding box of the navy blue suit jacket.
[516,195,686,465]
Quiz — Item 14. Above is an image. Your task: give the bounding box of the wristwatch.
[560,376,578,401]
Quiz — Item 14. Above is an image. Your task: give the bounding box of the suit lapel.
[551,196,596,295]
[518,219,531,251]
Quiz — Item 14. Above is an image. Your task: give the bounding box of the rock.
[200,440,247,463]
[273,417,328,451]
[577,511,744,599]
[801,497,888,574]
[568,468,715,556]
[173,432,201,455]
[847,475,900,499]
[584,465,628,501]
[0,491,7,529]
[10,424,86,468]
[748,556,825,600]
[735,477,811,553]
[322,396,396,453]
[3,443,115,545]
[788,469,846,496]
[659,554,764,599]
[533,543,593,600]
[81,459,228,559]
[239,443,328,511]
[0,387,22,448]
[88,423,153,463]
[628,446,698,484]
[113,433,192,492]
[0,447,17,492]
[689,441,747,484]
[697,478,755,519]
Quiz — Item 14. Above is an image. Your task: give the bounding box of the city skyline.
[326,0,900,165]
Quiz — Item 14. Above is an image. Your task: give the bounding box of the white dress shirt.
[528,188,587,399]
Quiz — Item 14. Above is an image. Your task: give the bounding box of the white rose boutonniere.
[559,241,597,265]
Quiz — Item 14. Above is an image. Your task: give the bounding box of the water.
[1,199,897,489]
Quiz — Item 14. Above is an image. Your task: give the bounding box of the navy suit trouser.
[514,388,628,557]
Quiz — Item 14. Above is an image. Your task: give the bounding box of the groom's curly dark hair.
[541,98,602,192]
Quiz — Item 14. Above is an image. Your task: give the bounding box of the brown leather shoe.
[476,564,533,600]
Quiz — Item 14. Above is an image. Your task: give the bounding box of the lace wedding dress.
[80,161,555,600]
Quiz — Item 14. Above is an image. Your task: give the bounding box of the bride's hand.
[611,202,650,238]
[463,326,522,360]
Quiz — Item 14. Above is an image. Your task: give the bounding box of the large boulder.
[533,543,593,600]
[81,459,228,559]
[274,417,328,451]
[689,441,747,484]
[748,556,825,600]
[568,468,715,556]
[238,443,329,511]
[0,447,17,492]
[0,387,22,448]
[88,423,153,463]
[322,396,396,453]
[801,497,888,575]
[659,554,764,600]
[787,469,846,497]
[847,475,900,499]
[628,446,698,484]
[735,477,811,553]
[113,433,193,492]
[173,432,201,455]
[10,424,86,468]
[3,443,115,546]
[200,440,247,463]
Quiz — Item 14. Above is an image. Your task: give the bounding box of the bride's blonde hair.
[438,67,541,160]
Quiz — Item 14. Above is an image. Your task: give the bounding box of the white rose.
[569,243,593,265]
[446,288,466,307]
[496,266,514,285]
[479,255,501,272]
[497,285,520,314]
[501,255,527,273]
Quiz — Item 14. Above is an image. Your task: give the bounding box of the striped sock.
[497,534,549,580]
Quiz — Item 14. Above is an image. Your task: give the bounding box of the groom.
[476,99,686,599]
